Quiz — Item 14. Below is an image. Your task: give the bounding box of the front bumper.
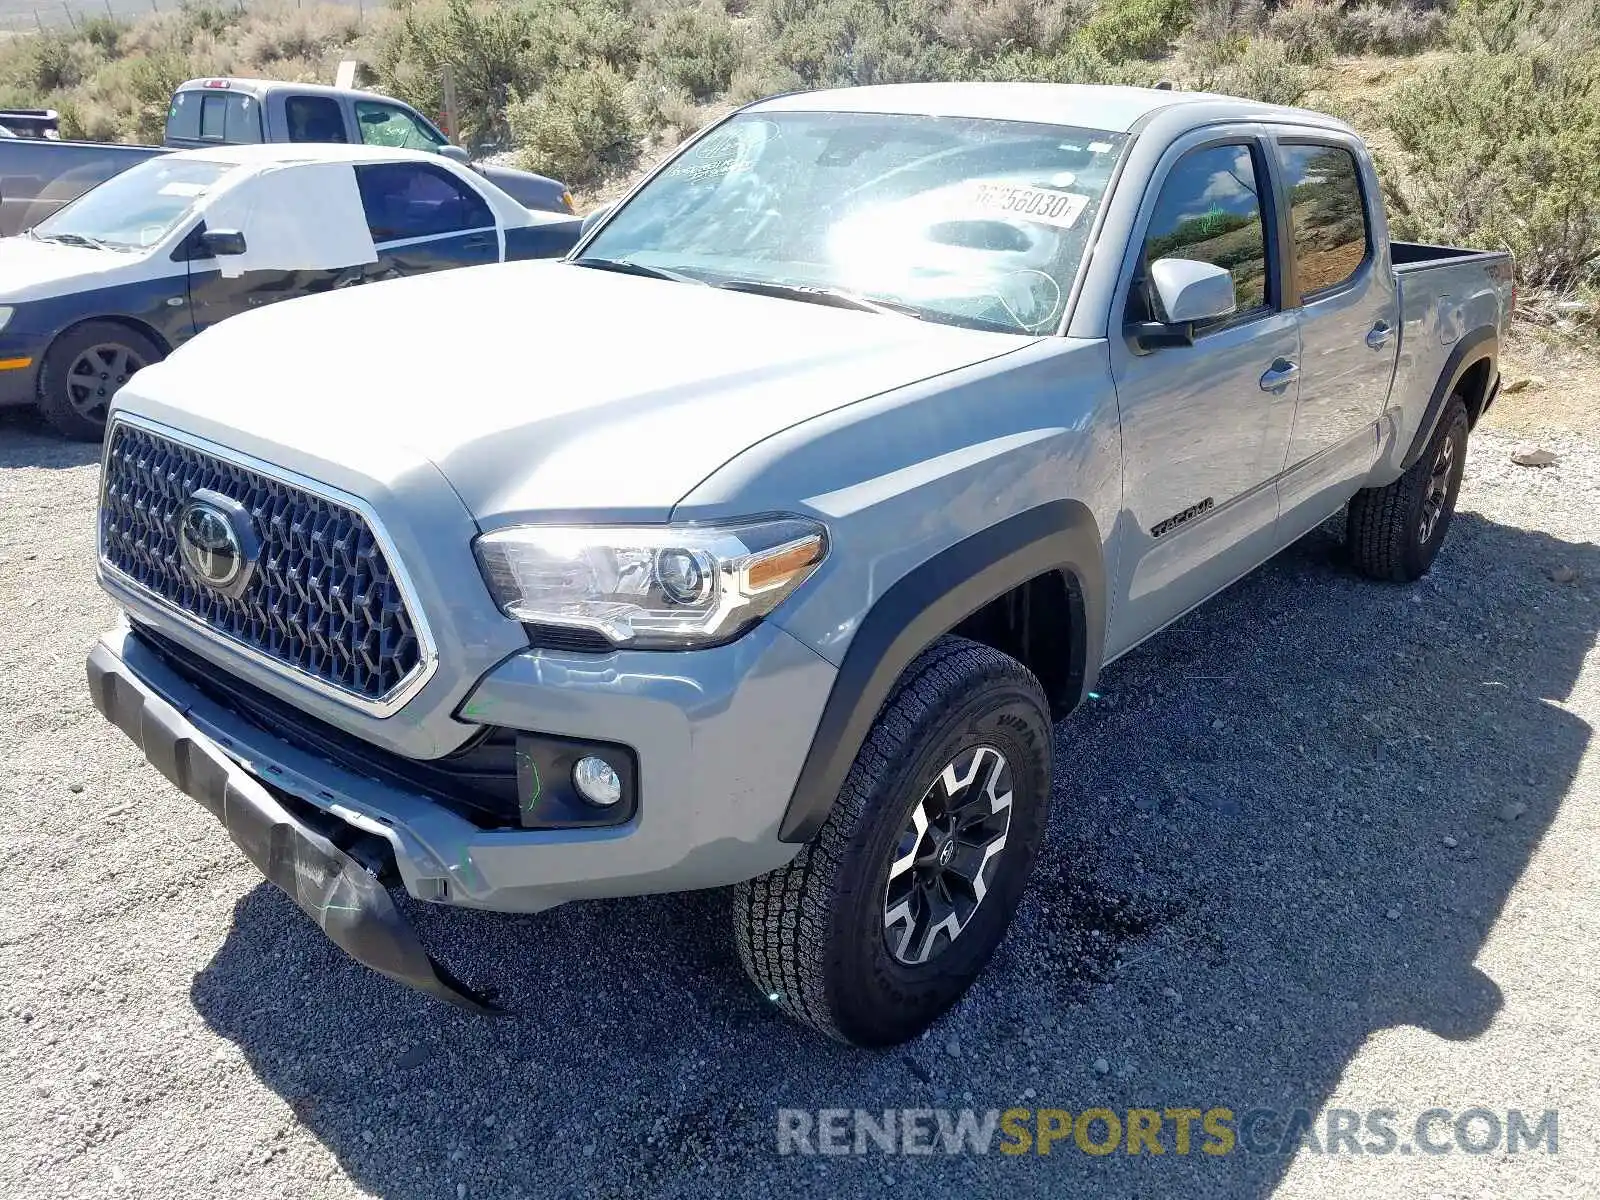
[0,332,44,408]
[86,637,496,1011]
[86,618,835,1005]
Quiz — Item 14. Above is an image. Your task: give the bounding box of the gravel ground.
[1,401,1596,1200]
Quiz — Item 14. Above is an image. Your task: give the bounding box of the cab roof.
[176,77,404,106]
[749,82,1352,136]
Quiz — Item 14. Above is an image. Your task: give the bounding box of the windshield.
[579,111,1126,334]
[33,157,235,251]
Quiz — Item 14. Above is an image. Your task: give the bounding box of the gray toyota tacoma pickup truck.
[86,83,1512,1046]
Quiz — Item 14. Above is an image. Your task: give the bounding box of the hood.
[117,259,1034,522]
[0,235,148,303]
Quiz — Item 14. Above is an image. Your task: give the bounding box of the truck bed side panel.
[0,140,165,236]
[1369,250,1513,483]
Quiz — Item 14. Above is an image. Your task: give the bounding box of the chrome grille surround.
[97,413,438,717]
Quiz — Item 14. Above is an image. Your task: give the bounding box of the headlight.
[474,517,828,649]
[0,307,13,332]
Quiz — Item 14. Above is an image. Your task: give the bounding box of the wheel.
[1347,395,1469,582]
[733,635,1053,1046]
[36,321,161,441]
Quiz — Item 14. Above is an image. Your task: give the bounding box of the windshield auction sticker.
[967,183,1090,230]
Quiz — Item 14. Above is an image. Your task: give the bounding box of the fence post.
[441,65,460,146]
[61,1,74,28]
[103,0,112,18]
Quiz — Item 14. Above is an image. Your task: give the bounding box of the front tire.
[36,321,161,441]
[1347,395,1469,582]
[733,636,1053,1046]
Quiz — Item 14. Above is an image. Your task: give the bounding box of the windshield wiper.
[570,257,706,285]
[32,231,120,251]
[711,279,925,320]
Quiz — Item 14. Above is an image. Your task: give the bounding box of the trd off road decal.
[1150,497,1215,538]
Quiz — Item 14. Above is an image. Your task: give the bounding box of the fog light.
[573,756,623,807]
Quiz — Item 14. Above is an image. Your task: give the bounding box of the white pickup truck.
[87,83,1513,1045]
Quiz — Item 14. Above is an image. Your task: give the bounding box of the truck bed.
[0,138,164,237]
[1391,240,1512,272]
[1383,241,1515,466]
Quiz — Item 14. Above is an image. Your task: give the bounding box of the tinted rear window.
[167,89,262,144]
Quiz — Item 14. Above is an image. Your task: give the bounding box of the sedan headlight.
[0,306,13,332]
[474,517,828,649]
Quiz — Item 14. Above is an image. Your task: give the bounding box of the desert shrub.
[1264,0,1339,63]
[973,39,1163,83]
[1177,0,1264,66]
[371,0,638,147]
[631,79,713,144]
[2,32,109,93]
[1339,3,1448,53]
[645,2,739,99]
[508,63,641,184]
[76,16,127,56]
[1386,48,1600,289]
[54,94,123,142]
[1452,0,1600,52]
[1190,35,1311,102]
[933,0,1089,56]
[81,50,195,142]
[757,0,966,87]
[236,6,362,71]
[727,58,805,101]
[1077,0,1194,61]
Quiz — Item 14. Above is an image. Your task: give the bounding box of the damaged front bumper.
[85,639,498,1013]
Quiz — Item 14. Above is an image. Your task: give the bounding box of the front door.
[1271,134,1398,538]
[182,221,358,336]
[352,161,500,281]
[1105,132,1299,658]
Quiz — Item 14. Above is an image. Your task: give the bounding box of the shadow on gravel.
[191,510,1598,1200]
[0,409,100,469]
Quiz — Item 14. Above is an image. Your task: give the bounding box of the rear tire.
[733,635,1053,1046]
[36,321,161,441]
[1347,395,1469,582]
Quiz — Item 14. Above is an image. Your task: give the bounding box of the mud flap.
[87,641,500,1013]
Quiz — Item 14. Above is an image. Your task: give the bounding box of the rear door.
[1270,131,1398,538]
[354,160,501,278]
[1105,127,1300,657]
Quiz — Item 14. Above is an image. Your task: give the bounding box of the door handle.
[1259,358,1299,392]
[1366,321,1393,350]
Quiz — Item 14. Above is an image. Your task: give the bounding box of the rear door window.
[354,162,494,242]
[286,95,347,143]
[1277,142,1371,298]
[195,92,262,144]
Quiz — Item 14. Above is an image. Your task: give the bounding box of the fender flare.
[777,499,1106,843]
[1400,328,1498,470]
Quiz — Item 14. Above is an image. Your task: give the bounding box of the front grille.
[100,421,423,706]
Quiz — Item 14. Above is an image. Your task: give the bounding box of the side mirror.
[1151,258,1237,323]
[1126,258,1237,350]
[437,144,471,165]
[196,229,247,257]
[580,203,613,238]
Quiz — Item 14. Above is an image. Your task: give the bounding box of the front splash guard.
[87,641,499,1014]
